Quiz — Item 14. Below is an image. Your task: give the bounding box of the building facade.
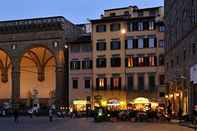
[0,16,82,106]
[69,34,92,111]
[165,0,197,115]
[91,6,165,110]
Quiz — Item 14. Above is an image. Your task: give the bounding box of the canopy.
[132,97,150,104]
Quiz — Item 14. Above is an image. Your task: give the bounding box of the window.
[126,56,133,68]
[159,75,165,85]
[71,45,80,53]
[96,24,106,32]
[138,57,144,66]
[149,21,154,30]
[149,10,156,16]
[176,56,179,64]
[127,76,133,91]
[96,58,106,68]
[84,79,91,89]
[96,42,106,51]
[73,79,78,89]
[193,43,196,55]
[138,38,144,48]
[111,77,121,90]
[183,49,186,61]
[159,40,165,48]
[138,75,144,91]
[124,11,129,15]
[138,22,143,31]
[82,60,92,69]
[110,23,121,31]
[149,38,156,48]
[111,40,121,50]
[159,55,164,65]
[70,61,80,70]
[110,13,116,17]
[171,60,174,68]
[149,56,156,66]
[143,21,149,30]
[81,44,91,52]
[138,11,144,17]
[159,26,165,32]
[126,39,133,49]
[111,57,121,67]
[128,23,133,32]
[132,22,138,31]
[96,78,107,90]
[133,39,138,48]
[143,38,149,48]
[149,74,155,92]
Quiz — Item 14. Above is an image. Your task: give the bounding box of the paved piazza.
[0,117,193,131]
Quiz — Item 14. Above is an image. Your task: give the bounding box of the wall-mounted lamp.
[53,41,58,47]
[11,44,16,50]
[64,45,68,49]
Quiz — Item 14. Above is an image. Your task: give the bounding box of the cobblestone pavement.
[0,117,193,131]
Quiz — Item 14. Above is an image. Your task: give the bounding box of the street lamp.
[121,28,127,104]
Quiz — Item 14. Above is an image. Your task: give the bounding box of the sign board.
[190,64,197,84]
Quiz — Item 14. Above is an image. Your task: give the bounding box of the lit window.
[127,57,133,68]
[149,56,155,66]
[99,78,104,88]
[139,57,144,66]
[113,78,119,88]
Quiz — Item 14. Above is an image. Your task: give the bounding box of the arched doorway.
[20,47,56,101]
[0,49,12,99]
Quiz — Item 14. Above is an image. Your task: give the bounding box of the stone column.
[12,59,20,102]
[144,73,149,91]
[134,73,138,90]
[55,48,67,106]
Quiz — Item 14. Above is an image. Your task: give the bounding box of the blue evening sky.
[0,0,164,24]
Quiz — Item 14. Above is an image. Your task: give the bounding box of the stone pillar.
[12,59,20,102]
[55,49,67,106]
[134,73,138,90]
[144,73,149,91]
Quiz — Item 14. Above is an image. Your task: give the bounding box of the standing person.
[13,109,19,123]
[49,108,53,122]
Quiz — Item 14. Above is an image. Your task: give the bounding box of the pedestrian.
[49,109,53,122]
[13,109,19,123]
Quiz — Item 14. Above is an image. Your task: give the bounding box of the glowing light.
[132,97,150,104]
[121,28,126,34]
[73,100,87,105]
[165,95,169,99]
[101,100,107,107]
[169,94,173,98]
[175,93,180,97]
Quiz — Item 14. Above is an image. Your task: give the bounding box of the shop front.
[94,98,127,110]
[73,100,88,112]
[129,97,159,112]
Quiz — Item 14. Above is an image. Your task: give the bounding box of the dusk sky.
[0,0,164,24]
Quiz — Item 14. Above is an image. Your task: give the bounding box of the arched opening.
[20,47,56,101]
[0,49,12,99]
